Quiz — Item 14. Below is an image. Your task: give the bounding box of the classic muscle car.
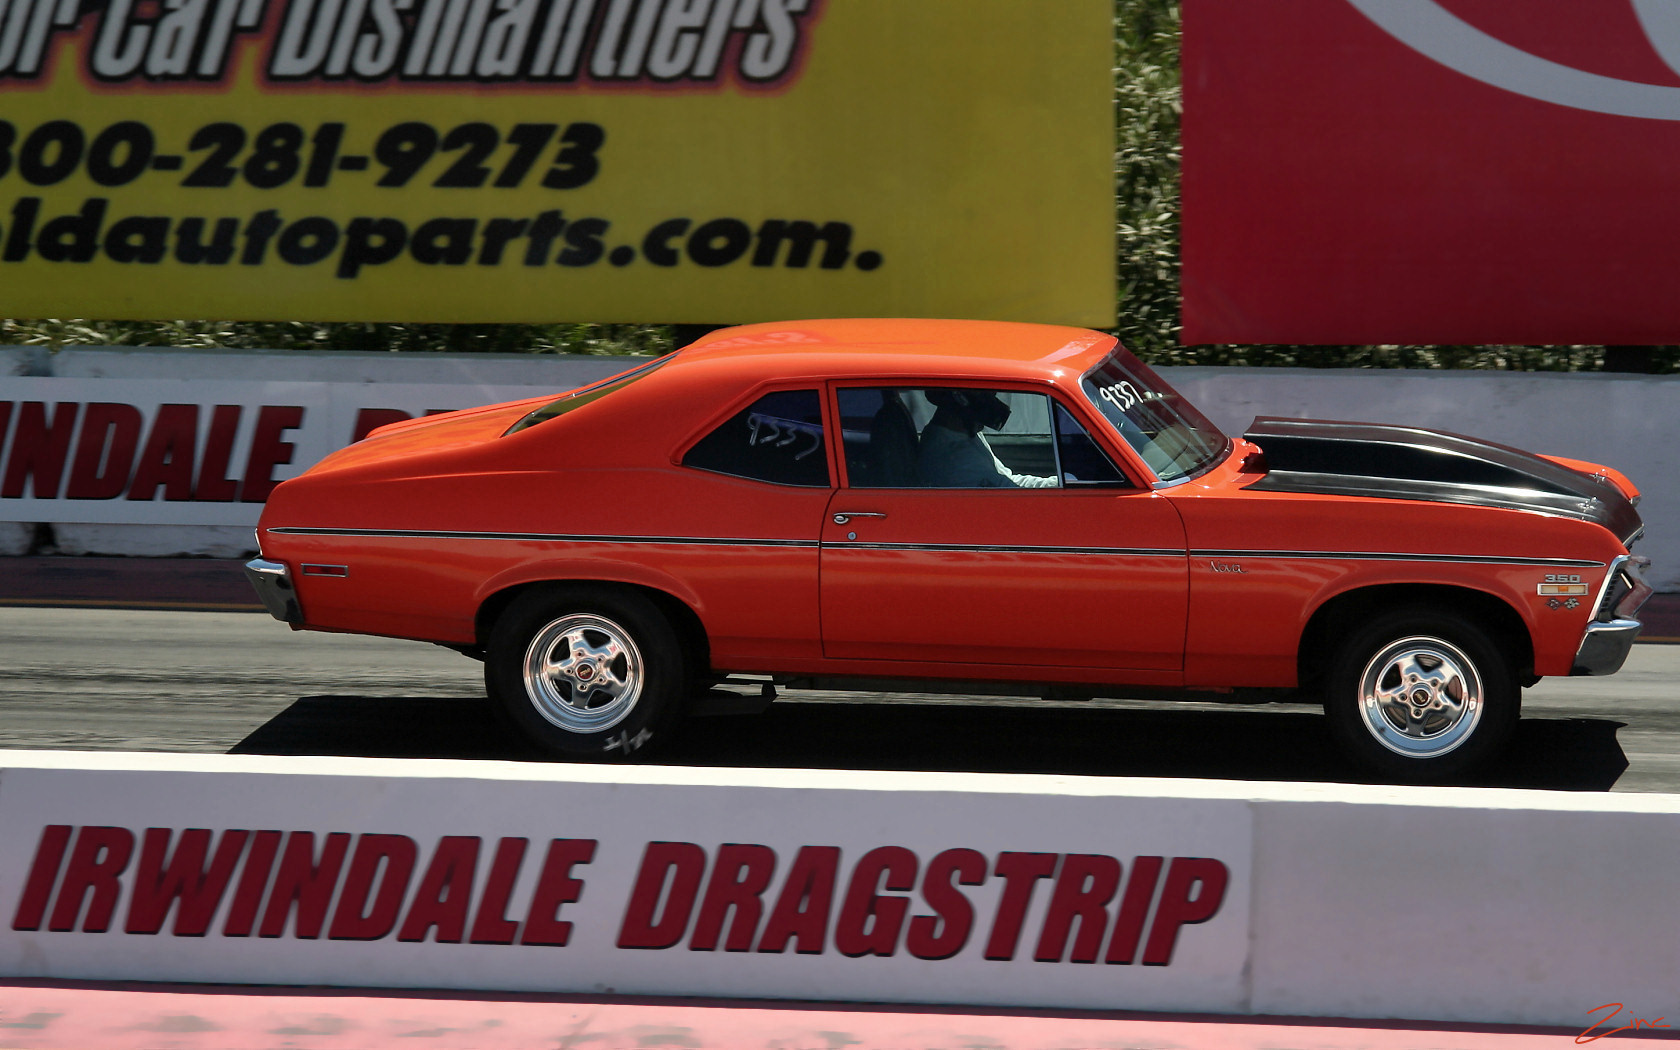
[247,319,1650,780]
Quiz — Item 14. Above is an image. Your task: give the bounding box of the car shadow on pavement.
[231,694,1630,791]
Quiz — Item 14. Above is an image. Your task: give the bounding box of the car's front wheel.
[485,586,687,760]
[1325,608,1518,781]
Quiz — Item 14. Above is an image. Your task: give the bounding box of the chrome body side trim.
[266,528,1610,568]
[1190,549,1605,569]
[267,527,820,549]
[244,558,302,623]
[825,542,1184,557]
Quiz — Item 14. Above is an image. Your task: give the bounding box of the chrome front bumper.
[244,558,302,623]
[1572,618,1642,676]
[1571,554,1652,676]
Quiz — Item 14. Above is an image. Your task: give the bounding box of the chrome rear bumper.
[244,558,301,623]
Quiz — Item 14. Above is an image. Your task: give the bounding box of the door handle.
[832,511,887,525]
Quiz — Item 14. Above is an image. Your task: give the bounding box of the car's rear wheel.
[485,586,687,760]
[1325,608,1518,781]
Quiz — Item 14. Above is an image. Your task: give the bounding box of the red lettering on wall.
[1141,857,1229,966]
[127,404,199,502]
[47,826,135,933]
[834,846,917,959]
[63,403,142,500]
[397,836,480,944]
[258,831,350,939]
[1105,855,1163,965]
[617,842,706,950]
[1,402,78,499]
[125,828,249,936]
[983,852,1058,961]
[223,830,282,937]
[240,405,305,503]
[328,834,418,941]
[194,405,243,502]
[1035,854,1121,964]
[521,838,597,947]
[904,847,985,962]
[690,843,776,953]
[352,408,411,443]
[755,845,839,955]
[11,825,72,932]
[468,837,529,945]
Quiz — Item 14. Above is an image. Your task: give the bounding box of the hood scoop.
[1243,417,1642,543]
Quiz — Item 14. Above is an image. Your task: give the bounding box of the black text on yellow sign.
[0,0,1113,325]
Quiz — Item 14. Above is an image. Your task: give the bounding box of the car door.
[819,385,1189,672]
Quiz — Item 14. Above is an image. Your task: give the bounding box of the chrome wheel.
[1357,635,1483,759]
[522,613,643,734]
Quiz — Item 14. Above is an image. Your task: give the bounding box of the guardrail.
[1,750,1673,1028]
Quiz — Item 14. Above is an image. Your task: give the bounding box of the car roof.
[674,319,1119,383]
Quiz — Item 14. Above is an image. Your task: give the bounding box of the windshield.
[1081,349,1229,483]
[504,354,675,435]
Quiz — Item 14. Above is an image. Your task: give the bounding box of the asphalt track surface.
[3,605,1679,792]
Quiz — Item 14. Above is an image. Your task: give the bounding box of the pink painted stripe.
[0,983,1608,1049]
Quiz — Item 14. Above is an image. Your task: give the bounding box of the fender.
[474,554,707,622]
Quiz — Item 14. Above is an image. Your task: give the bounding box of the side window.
[837,386,1060,489]
[1055,402,1133,487]
[682,389,830,487]
[838,387,921,487]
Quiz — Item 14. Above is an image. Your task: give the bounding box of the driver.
[918,390,1058,488]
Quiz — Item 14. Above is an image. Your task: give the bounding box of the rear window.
[504,355,674,436]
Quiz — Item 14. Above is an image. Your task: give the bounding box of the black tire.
[1324,607,1518,782]
[485,586,688,760]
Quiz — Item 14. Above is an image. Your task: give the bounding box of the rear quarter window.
[682,389,830,487]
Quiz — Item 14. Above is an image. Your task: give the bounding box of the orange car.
[247,319,1651,780]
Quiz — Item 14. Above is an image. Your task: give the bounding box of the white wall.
[1,750,1675,1029]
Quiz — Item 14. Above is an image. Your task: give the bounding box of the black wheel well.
[476,580,711,675]
[1297,584,1533,697]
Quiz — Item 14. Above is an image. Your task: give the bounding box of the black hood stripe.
[1244,417,1643,545]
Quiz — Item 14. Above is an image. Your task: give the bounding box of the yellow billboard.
[0,0,1113,324]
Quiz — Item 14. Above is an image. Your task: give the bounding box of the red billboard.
[1182,0,1680,344]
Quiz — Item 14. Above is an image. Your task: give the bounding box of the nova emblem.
[1211,561,1246,574]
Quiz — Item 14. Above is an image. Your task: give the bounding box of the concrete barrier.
[1,348,1673,588]
[0,750,1674,1029]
